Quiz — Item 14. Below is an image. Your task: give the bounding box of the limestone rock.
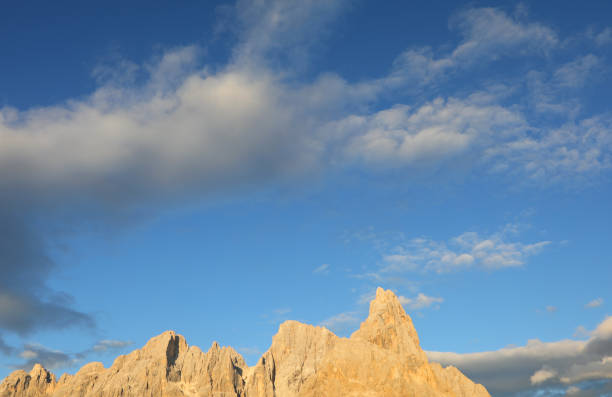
[0,288,490,397]
[351,287,428,365]
[244,321,338,397]
[0,364,56,397]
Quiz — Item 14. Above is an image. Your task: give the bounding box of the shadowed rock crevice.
[0,288,490,397]
[165,335,181,382]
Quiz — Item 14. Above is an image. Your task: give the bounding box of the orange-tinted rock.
[0,288,490,397]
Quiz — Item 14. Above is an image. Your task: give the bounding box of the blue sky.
[1,1,611,396]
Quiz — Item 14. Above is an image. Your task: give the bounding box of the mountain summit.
[0,288,489,397]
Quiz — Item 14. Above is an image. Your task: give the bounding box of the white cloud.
[0,62,325,207]
[333,84,612,183]
[427,316,612,395]
[376,225,550,274]
[483,115,612,183]
[339,97,526,169]
[389,7,558,87]
[586,298,604,308]
[449,7,558,62]
[230,0,348,70]
[398,293,444,310]
[546,306,558,313]
[0,5,607,215]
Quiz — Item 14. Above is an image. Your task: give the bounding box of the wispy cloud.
[238,346,262,357]
[389,7,558,88]
[90,340,132,353]
[586,298,604,308]
[595,27,612,46]
[12,338,132,371]
[373,224,550,275]
[313,263,330,275]
[574,326,590,338]
[553,54,601,88]
[16,344,75,371]
[320,312,360,335]
[398,293,444,310]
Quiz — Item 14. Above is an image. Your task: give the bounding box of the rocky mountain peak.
[0,287,490,397]
[351,287,427,364]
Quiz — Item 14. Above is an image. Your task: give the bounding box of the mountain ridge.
[0,287,490,397]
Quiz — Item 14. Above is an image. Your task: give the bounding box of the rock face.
[0,288,490,397]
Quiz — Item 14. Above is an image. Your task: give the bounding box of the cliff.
[0,288,489,397]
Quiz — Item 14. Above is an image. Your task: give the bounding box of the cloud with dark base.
[427,316,612,396]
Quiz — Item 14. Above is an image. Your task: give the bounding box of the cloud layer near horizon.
[428,316,612,396]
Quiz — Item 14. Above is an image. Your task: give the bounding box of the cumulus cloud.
[0,69,318,202]
[333,86,612,183]
[427,316,612,395]
[339,98,526,169]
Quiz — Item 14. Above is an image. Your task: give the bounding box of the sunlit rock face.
[0,288,489,397]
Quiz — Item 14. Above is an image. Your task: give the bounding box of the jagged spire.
[0,294,490,397]
[351,287,428,364]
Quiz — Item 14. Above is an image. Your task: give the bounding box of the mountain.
[0,288,490,397]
